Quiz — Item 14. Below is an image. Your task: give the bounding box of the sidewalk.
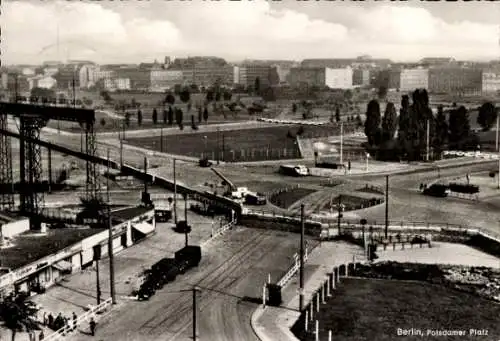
[252,241,365,341]
[1,210,220,340]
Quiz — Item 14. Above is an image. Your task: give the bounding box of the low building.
[399,68,429,92]
[79,65,100,89]
[150,69,183,92]
[482,69,500,94]
[429,67,483,95]
[0,207,155,298]
[288,67,353,89]
[28,76,57,90]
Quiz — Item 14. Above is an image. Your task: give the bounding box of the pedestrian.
[89,317,96,336]
[72,312,77,331]
[39,330,44,340]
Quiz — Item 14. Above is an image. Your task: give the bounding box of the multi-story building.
[429,67,483,95]
[399,68,429,92]
[301,57,392,69]
[353,69,370,87]
[482,68,500,94]
[234,65,275,88]
[188,65,234,87]
[115,67,150,91]
[419,57,456,67]
[150,69,183,91]
[1,73,29,93]
[79,65,100,88]
[53,65,80,89]
[288,67,353,89]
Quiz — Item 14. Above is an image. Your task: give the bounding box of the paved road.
[65,227,315,341]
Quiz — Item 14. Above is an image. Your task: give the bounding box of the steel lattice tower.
[0,113,14,211]
[85,122,101,202]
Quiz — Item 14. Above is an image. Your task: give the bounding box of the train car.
[244,192,267,205]
[422,184,450,197]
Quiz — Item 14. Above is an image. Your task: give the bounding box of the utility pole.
[48,148,52,194]
[299,204,305,312]
[337,195,342,235]
[143,156,148,195]
[192,287,199,341]
[174,158,177,224]
[426,119,430,162]
[340,122,344,166]
[385,175,389,239]
[184,193,188,247]
[96,258,101,305]
[107,149,116,304]
[217,128,221,165]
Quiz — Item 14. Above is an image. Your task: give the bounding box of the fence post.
[262,285,266,308]
[328,330,332,341]
[321,283,325,303]
[345,263,348,277]
[315,320,319,341]
[310,302,314,321]
[327,276,331,297]
[316,292,320,312]
[305,311,309,332]
[336,267,339,283]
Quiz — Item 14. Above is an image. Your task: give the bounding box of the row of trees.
[364,89,494,161]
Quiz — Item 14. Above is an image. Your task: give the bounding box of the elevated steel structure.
[0,102,96,228]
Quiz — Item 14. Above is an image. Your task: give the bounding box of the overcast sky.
[3,0,500,65]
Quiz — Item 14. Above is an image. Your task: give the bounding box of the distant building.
[150,69,183,91]
[399,68,429,92]
[53,65,80,89]
[79,65,100,88]
[482,68,500,94]
[115,67,150,90]
[301,57,392,69]
[28,75,57,90]
[288,67,353,89]
[21,68,35,77]
[234,65,274,88]
[429,67,483,95]
[353,69,370,87]
[419,57,456,66]
[1,73,29,93]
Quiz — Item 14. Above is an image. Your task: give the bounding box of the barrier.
[277,248,310,288]
[44,297,113,341]
[200,218,237,247]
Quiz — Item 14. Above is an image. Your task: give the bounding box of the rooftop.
[110,206,152,222]
[0,228,105,269]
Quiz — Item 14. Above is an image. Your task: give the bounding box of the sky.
[2,0,500,65]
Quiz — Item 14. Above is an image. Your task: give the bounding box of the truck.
[422,183,450,197]
[210,168,251,199]
[174,245,202,271]
[244,192,267,205]
[151,258,179,283]
[279,164,309,177]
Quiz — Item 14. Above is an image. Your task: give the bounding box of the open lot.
[292,277,500,341]
[125,125,335,161]
[269,188,317,209]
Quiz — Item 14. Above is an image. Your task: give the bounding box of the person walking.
[72,312,77,331]
[89,317,96,336]
[47,313,54,329]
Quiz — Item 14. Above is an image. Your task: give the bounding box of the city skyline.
[2,1,500,65]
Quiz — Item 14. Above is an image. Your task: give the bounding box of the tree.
[364,99,381,145]
[125,112,131,127]
[206,90,215,103]
[381,102,398,142]
[152,108,158,124]
[180,88,191,104]
[433,105,448,157]
[203,107,209,123]
[254,77,261,94]
[100,90,112,102]
[175,108,183,127]
[198,106,203,123]
[100,118,106,126]
[449,106,472,150]
[477,102,498,131]
[30,87,56,101]
[0,293,40,341]
[223,91,232,101]
[335,107,341,122]
[165,93,175,106]
[137,110,143,126]
[167,106,174,125]
[163,109,167,124]
[377,86,388,100]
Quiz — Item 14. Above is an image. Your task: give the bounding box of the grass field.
[125,125,336,161]
[269,188,317,209]
[292,277,500,341]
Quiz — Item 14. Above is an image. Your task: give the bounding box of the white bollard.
[315,320,319,341]
[328,329,332,341]
[327,277,331,297]
[310,302,314,321]
[316,293,320,312]
[336,267,340,283]
[345,263,349,277]
[268,273,271,284]
[321,284,325,303]
[305,311,309,331]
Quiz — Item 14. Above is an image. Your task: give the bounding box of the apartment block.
[150,70,183,91]
[399,68,429,92]
[429,67,483,95]
[325,67,353,89]
[482,69,500,94]
[352,69,370,87]
[234,65,274,88]
[288,67,353,89]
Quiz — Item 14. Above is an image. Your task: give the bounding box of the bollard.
[316,292,320,312]
[262,285,266,308]
[327,277,331,297]
[402,243,405,250]
[336,267,339,283]
[353,255,356,270]
[268,273,271,284]
[310,302,313,321]
[321,284,325,303]
[393,242,396,250]
[345,263,348,277]
[266,148,269,159]
[305,311,309,332]
[328,329,332,341]
[315,320,319,341]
